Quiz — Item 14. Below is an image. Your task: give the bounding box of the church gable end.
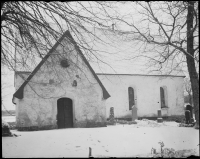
[13,30,110,102]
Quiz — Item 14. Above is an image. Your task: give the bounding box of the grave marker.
[132,105,138,121]
[157,109,163,123]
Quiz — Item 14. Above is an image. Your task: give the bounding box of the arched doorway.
[57,98,73,128]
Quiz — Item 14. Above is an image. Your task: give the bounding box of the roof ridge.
[96,73,185,77]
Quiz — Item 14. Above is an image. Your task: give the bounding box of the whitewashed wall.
[14,36,106,128]
[97,74,185,119]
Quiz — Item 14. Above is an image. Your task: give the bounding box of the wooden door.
[57,98,73,128]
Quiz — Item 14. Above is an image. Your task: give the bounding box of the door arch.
[57,98,73,128]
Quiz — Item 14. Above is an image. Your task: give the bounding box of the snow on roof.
[71,27,185,77]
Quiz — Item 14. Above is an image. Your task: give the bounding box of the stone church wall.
[97,74,184,119]
[14,37,106,130]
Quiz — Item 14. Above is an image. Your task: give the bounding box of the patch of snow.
[2,122,199,158]
[133,119,179,127]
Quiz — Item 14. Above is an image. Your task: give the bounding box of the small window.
[49,79,54,84]
[60,59,70,68]
[160,87,168,108]
[128,87,135,110]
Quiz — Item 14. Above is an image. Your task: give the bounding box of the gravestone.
[185,110,191,124]
[132,105,138,121]
[2,120,12,136]
[157,109,163,123]
[109,107,115,123]
[185,104,193,122]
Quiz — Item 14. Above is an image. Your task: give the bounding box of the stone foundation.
[75,121,107,128]
[17,125,56,131]
[17,121,107,131]
[157,118,163,123]
[86,121,107,128]
[112,115,185,122]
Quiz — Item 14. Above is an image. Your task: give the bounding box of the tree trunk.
[188,94,193,105]
[187,1,199,129]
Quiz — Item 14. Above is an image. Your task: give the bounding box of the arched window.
[160,87,168,108]
[128,87,135,110]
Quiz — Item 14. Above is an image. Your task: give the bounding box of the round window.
[60,59,69,68]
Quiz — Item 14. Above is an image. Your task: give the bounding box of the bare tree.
[1,65,15,113]
[1,1,116,71]
[1,2,199,128]
[109,1,199,128]
[1,1,118,113]
[184,78,193,105]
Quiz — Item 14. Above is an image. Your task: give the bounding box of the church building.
[13,28,185,130]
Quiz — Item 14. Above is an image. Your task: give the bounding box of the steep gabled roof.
[13,30,110,101]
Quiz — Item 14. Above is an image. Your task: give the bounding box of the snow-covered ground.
[2,120,199,158]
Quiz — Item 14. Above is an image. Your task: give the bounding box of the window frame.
[128,87,135,110]
[160,86,168,108]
